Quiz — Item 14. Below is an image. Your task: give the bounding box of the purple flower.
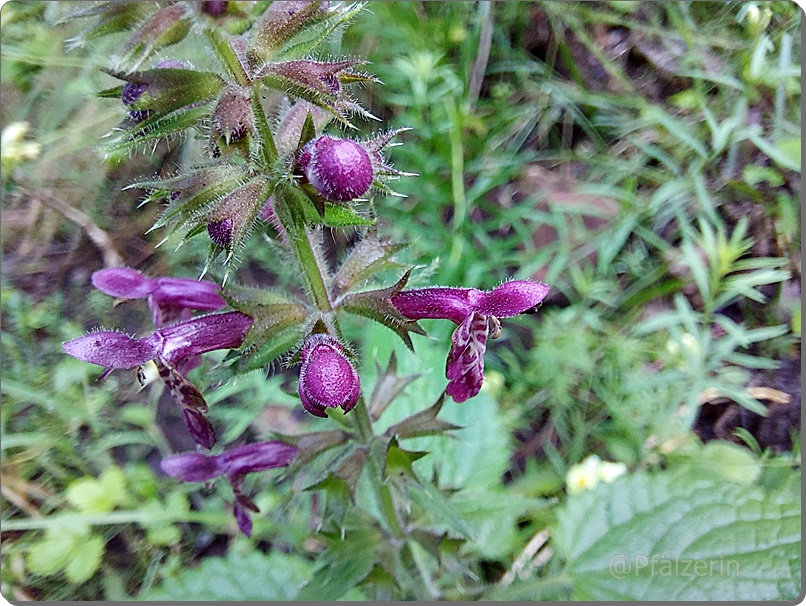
[92,267,226,327]
[298,334,361,418]
[161,440,298,536]
[63,312,253,449]
[63,311,252,370]
[391,280,549,403]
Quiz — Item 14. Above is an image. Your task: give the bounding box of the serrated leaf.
[333,227,407,296]
[553,471,801,600]
[273,2,365,63]
[339,269,426,350]
[64,535,105,584]
[368,351,421,421]
[384,392,461,438]
[143,550,311,600]
[323,203,373,227]
[65,467,127,514]
[296,527,378,601]
[26,531,76,577]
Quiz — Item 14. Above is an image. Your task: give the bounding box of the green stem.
[291,225,333,312]
[250,86,279,168]
[2,509,230,531]
[205,28,250,87]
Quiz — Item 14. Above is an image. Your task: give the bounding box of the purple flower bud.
[298,334,361,417]
[202,1,228,16]
[210,85,254,147]
[303,136,373,202]
[207,218,233,249]
[92,267,226,327]
[122,82,148,106]
[391,280,549,402]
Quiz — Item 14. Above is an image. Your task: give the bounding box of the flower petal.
[151,277,227,312]
[218,441,299,476]
[91,267,154,299]
[390,287,482,324]
[160,452,224,482]
[477,280,549,318]
[63,331,159,369]
[157,311,253,364]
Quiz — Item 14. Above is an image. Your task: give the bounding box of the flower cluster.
[65,1,551,540]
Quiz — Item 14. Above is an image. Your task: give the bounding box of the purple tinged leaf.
[62,331,158,369]
[298,334,361,417]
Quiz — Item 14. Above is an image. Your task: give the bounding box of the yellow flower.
[2,122,41,172]
[566,455,627,495]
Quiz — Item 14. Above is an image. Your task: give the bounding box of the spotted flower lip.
[92,267,226,327]
[298,334,361,418]
[62,311,253,370]
[391,280,549,403]
[161,440,298,536]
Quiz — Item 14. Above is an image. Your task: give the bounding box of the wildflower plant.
[60,1,549,598]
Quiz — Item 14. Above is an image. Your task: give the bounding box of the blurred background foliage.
[1,1,800,600]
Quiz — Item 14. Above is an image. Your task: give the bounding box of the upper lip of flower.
[390,280,549,324]
[389,280,549,403]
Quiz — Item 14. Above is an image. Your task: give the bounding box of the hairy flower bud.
[302,135,373,202]
[202,1,228,17]
[120,60,189,122]
[298,334,361,417]
[210,85,254,151]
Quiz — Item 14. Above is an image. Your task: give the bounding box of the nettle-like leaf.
[105,104,211,154]
[383,393,462,439]
[338,269,426,350]
[143,550,311,600]
[553,471,801,600]
[333,225,407,296]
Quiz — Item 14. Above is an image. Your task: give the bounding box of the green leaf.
[333,226,407,296]
[142,550,311,600]
[553,471,801,600]
[384,393,461,439]
[64,534,105,584]
[296,527,378,601]
[65,467,127,514]
[323,203,373,227]
[105,105,212,154]
[26,530,78,577]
